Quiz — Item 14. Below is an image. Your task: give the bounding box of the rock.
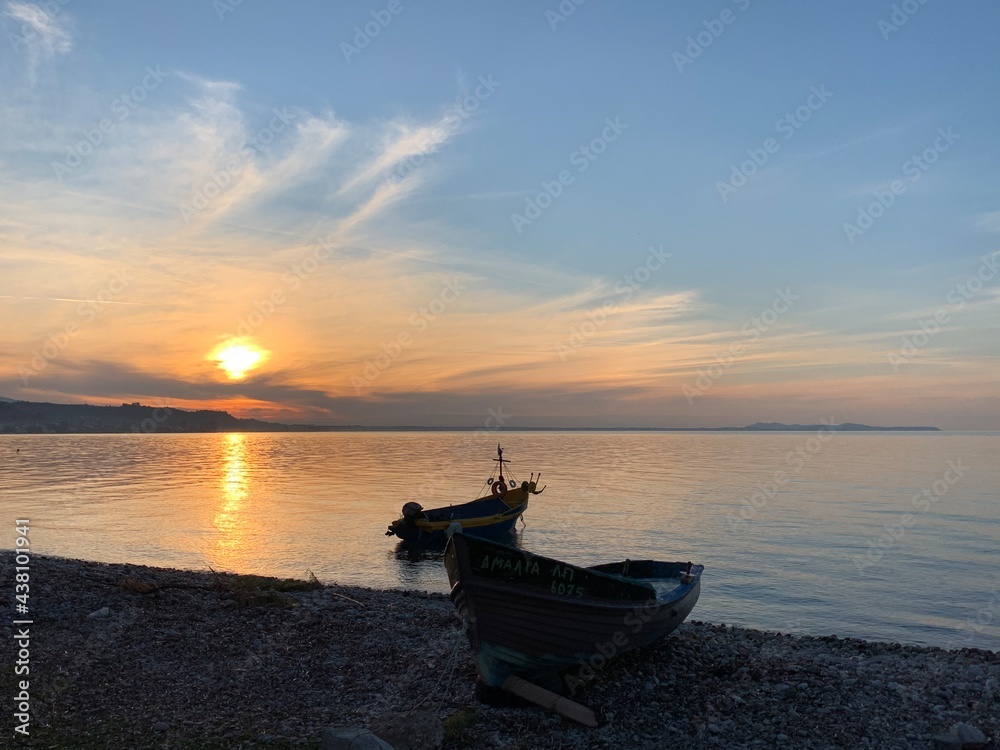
[707,723,722,734]
[321,728,395,750]
[87,607,110,619]
[951,722,987,743]
[368,711,443,750]
[774,682,796,699]
[931,723,989,750]
[153,722,169,733]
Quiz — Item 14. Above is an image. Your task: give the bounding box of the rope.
[410,624,466,712]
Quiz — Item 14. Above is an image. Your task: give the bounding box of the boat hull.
[445,533,702,691]
[389,494,528,543]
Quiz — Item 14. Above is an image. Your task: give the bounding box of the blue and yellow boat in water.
[386,444,543,543]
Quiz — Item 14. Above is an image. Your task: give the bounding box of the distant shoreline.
[0,399,942,434]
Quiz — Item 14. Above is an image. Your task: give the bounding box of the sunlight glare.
[208,339,269,380]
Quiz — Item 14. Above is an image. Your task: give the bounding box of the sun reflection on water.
[209,433,253,569]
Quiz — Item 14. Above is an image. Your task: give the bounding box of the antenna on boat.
[494,443,509,485]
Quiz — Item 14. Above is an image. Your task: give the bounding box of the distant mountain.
[0,399,942,433]
[0,399,340,434]
[739,422,940,432]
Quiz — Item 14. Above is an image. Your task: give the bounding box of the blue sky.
[1,0,998,428]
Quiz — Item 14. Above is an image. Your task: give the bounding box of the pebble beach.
[4,554,997,749]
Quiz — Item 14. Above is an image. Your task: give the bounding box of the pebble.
[953,723,987,742]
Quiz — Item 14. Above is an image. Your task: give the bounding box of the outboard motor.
[402,501,424,520]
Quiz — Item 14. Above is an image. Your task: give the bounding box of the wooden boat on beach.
[385,445,543,543]
[444,532,703,699]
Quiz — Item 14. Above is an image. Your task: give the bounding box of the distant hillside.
[0,399,941,433]
[738,422,940,432]
[0,400,339,434]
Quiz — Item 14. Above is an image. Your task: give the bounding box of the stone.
[951,722,986,743]
[965,665,985,680]
[153,722,169,733]
[368,710,443,750]
[931,723,989,750]
[87,607,110,619]
[321,728,395,750]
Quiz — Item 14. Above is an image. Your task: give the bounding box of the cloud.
[799,122,909,163]
[977,211,1000,234]
[4,1,72,80]
[5,2,72,53]
[338,118,458,196]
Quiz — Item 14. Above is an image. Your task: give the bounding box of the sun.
[208,339,269,380]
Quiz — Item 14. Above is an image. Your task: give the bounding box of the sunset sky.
[1,1,998,429]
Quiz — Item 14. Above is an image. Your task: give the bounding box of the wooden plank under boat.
[385,444,544,543]
[444,532,703,694]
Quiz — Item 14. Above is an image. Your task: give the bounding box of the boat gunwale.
[453,562,702,611]
[447,532,703,604]
[414,499,528,531]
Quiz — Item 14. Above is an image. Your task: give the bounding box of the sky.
[1,0,998,429]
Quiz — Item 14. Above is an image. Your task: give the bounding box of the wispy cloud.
[338,118,458,196]
[800,121,910,162]
[4,1,72,81]
[977,211,1000,234]
[5,2,72,53]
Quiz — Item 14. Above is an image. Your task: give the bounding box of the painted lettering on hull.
[478,554,540,577]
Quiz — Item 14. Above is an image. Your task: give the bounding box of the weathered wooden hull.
[445,533,702,690]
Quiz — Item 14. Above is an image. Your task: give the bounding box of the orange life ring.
[491,480,506,496]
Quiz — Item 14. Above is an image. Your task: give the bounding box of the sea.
[2,430,998,651]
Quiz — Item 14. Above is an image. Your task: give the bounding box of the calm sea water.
[2,431,997,651]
